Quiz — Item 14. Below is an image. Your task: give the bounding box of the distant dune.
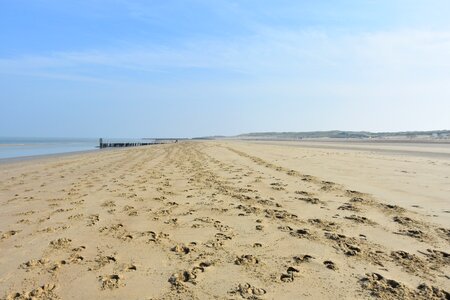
[234,130,450,140]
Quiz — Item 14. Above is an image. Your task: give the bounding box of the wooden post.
[99,138,103,149]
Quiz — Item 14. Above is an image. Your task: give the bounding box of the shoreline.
[0,148,100,165]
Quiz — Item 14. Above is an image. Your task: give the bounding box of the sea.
[0,137,99,160]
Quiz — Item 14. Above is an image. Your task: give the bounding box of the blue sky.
[1,0,450,138]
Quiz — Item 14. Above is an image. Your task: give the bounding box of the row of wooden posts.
[99,138,178,149]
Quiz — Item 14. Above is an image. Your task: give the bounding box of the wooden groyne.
[99,138,179,149]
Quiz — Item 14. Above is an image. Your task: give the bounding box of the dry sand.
[0,141,449,299]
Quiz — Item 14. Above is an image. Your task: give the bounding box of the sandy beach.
[0,141,449,299]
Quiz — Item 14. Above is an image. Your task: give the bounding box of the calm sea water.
[0,137,99,160]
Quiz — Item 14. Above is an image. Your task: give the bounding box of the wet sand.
[0,141,449,299]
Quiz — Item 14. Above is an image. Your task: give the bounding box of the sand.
[0,141,449,299]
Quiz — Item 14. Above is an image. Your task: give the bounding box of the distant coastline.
[0,137,174,160]
[2,130,449,159]
[0,148,100,165]
[0,137,99,160]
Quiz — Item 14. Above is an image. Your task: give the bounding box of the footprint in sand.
[324,232,367,257]
[380,204,406,214]
[229,283,266,298]
[293,255,315,264]
[90,254,117,271]
[215,232,233,241]
[6,284,58,300]
[280,267,300,282]
[68,213,84,220]
[1,230,20,240]
[120,263,137,272]
[349,197,368,204]
[338,203,360,212]
[320,181,336,191]
[99,274,123,290]
[49,238,72,249]
[289,228,314,239]
[169,262,212,287]
[164,218,178,225]
[235,255,259,266]
[68,253,85,264]
[101,200,116,208]
[418,249,450,271]
[16,219,31,225]
[20,258,51,271]
[345,215,377,225]
[296,197,323,205]
[360,273,449,299]
[323,260,337,270]
[87,214,100,226]
[308,218,340,231]
[171,244,191,255]
[294,190,313,196]
[390,250,428,275]
[169,270,196,287]
[393,215,418,226]
[394,229,427,241]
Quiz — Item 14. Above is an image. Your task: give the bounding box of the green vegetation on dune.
[235,130,450,139]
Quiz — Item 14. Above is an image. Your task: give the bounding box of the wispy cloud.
[1,28,450,85]
[2,1,450,135]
